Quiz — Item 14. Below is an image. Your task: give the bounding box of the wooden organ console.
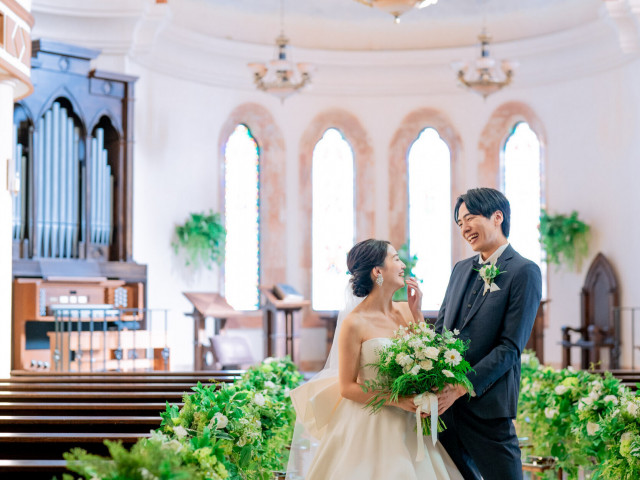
[11,40,149,371]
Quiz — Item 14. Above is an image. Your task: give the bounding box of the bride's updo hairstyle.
[347,239,391,297]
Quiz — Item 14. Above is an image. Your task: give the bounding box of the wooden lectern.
[260,286,310,364]
[183,292,244,370]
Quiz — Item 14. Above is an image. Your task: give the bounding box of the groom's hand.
[406,277,423,322]
[436,384,467,415]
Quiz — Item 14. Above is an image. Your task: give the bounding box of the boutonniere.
[475,264,506,296]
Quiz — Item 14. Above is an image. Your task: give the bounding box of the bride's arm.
[337,317,417,414]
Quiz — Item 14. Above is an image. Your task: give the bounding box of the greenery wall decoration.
[393,242,418,302]
[539,209,590,272]
[172,211,226,270]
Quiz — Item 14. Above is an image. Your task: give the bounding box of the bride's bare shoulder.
[341,308,369,335]
[393,301,415,324]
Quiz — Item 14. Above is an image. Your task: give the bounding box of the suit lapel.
[445,258,476,330]
[459,245,516,331]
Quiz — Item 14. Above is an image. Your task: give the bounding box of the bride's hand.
[392,396,428,417]
[406,277,423,322]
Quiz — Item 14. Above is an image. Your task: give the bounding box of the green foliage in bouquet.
[517,352,640,480]
[63,357,303,480]
[539,209,590,272]
[392,242,419,302]
[172,211,226,270]
[361,322,474,435]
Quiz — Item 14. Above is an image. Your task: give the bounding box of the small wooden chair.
[561,253,620,369]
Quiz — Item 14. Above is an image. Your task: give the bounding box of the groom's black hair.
[454,188,511,237]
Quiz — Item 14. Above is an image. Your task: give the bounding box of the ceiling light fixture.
[247,0,313,101]
[452,28,516,99]
[354,0,438,23]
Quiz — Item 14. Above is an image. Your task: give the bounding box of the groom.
[429,188,541,479]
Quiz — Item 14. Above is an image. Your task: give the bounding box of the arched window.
[501,122,546,291]
[408,127,451,311]
[224,124,260,310]
[312,128,355,311]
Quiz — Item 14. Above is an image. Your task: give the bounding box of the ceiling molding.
[30,1,638,96]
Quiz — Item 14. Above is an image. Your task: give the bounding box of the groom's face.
[457,202,503,255]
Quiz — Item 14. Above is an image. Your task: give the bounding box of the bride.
[287,239,463,480]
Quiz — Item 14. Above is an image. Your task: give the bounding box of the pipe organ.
[33,101,82,258]
[11,40,148,371]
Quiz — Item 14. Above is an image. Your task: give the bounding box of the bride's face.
[379,245,406,290]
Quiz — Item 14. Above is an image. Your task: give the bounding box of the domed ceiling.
[175,0,603,50]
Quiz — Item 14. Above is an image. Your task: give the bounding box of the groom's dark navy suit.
[435,244,541,480]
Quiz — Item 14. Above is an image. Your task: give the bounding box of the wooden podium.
[260,286,310,364]
[183,292,245,370]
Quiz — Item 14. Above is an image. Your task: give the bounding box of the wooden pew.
[0,401,179,416]
[0,371,242,478]
[0,415,162,433]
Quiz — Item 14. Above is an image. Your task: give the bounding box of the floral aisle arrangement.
[362,321,474,436]
[62,357,303,480]
[517,353,640,479]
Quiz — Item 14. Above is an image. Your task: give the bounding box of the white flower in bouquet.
[419,359,434,371]
[521,353,532,364]
[453,329,460,336]
[409,365,421,375]
[396,353,414,366]
[408,338,423,349]
[626,400,639,416]
[445,337,457,344]
[586,421,600,435]
[603,395,619,405]
[554,385,569,395]
[173,425,188,438]
[253,393,266,407]
[444,349,462,366]
[544,407,558,419]
[425,347,440,360]
[209,412,228,430]
[263,357,275,364]
[422,329,435,341]
[264,381,276,389]
[443,370,455,378]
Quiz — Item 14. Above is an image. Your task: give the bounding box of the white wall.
[25,3,640,370]
[121,56,640,370]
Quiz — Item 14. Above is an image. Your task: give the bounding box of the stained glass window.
[408,128,451,311]
[224,124,260,310]
[501,122,546,293]
[312,128,355,311]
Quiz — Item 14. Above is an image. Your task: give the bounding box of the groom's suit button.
[467,304,472,308]
[473,290,477,295]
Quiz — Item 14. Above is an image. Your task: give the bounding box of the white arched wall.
[20,5,640,370]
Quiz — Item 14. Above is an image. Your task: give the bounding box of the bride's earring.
[376,273,384,287]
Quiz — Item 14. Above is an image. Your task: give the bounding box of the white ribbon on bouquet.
[413,392,438,462]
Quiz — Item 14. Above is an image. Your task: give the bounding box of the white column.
[0,78,17,377]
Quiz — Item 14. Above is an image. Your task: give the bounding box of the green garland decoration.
[172,211,226,270]
[539,209,590,271]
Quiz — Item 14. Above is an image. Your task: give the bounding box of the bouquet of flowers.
[361,321,474,437]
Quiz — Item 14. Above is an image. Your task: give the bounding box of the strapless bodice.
[359,337,392,382]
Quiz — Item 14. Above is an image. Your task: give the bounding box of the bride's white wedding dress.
[290,337,463,480]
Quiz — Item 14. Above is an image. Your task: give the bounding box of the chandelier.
[453,29,516,98]
[354,0,438,23]
[248,1,312,101]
